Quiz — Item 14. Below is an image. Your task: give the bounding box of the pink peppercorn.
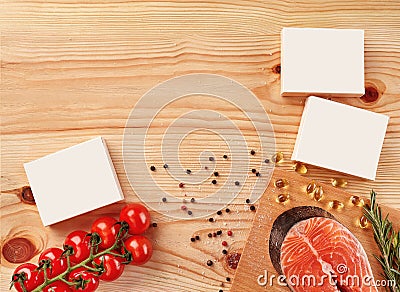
[222,241,228,247]
[227,230,233,236]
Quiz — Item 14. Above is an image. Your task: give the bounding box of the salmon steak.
[280,217,377,292]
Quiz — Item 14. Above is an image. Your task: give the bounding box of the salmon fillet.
[280,217,377,292]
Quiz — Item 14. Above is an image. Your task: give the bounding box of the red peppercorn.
[227,230,233,236]
[222,241,228,247]
[181,205,187,210]
[179,182,185,188]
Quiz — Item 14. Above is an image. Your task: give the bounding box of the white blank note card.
[24,137,124,226]
[292,96,389,180]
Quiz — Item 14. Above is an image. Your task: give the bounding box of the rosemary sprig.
[363,190,400,292]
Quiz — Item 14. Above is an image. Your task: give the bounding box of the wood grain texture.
[1,0,400,291]
[231,168,400,291]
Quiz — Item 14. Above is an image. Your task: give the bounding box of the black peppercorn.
[250,150,255,155]
[245,199,250,204]
[162,197,167,202]
[188,210,193,215]
[226,277,230,282]
[216,230,222,235]
[256,172,261,177]
[152,223,158,227]
[208,233,212,238]
[190,198,195,203]
[214,171,219,177]
[209,157,214,161]
[223,155,228,159]
[217,210,222,215]
[163,164,168,169]
[250,205,256,211]
[251,168,256,173]
[186,169,192,174]
[195,235,200,240]
[222,249,227,254]
[207,260,213,266]
[209,218,214,222]
[234,181,240,186]
[264,158,270,163]
[212,179,217,185]
[225,208,230,213]
[150,165,156,171]
[191,237,195,242]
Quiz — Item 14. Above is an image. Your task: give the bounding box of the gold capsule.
[313,186,323,201]
[277,193,290,203]
[359,215,368,228]
[293,162,308,174]
[274,178,288,188]
[272,152,284,164]
[331,178,348,188]
[329,200,344,210]
[306,181,317,194]
[350,195,364,207]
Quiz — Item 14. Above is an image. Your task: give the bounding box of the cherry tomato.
[64,231,91,264]
[39,247,68,279]
[12,263,44,292]
[91,217,120,249]
[68,268,99,292]
[122,235,153,265]
[43,280,72,292]
[92,254,124,282]
[119,203,150,235]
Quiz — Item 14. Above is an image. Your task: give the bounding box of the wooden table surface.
[1,1,400,291]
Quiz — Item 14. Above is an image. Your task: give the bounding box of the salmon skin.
[280,217,377,292]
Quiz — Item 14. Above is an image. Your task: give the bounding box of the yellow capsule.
[272,152,284,164]
[359,215,368,228]
[274,178,288,188]
[350,195,364,207]
[277,193,290,203]
[331,178,348,188]
[293,162,308,174]
[313,186,323,201]
[329,200,344,210]
[306,181,317,194]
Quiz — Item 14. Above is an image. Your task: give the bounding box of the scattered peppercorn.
[209,157,215,161]
[222,249,228,254]
[222,241,228,247]
[219,290,223,292]
[208,233,212,238]
[190,237,195,242]
[207,260,213,266]
[179,182,185,188]
[213,232,217,237]
[250,150,255,155]
[186,169,192,174]
[152,223,158,227]
[163,164,168,169]
[227,230,233,236]
[209,218,214,222]
[188,210,193,215]
[214,171,219,177]
[150,165,156,171]
[225,208,230,213]
[250,205,256,211]
[162,197,167,202]
[181,205,187,210]
[234,181,240,186]
[245,199,250,204]
[217,210,222,215]
[205,166,209,170]
[190,198,195,203]
[216,230,222,235]
[212,179,217,185]
[223,155,228,159]
[265,159,270,163]
[251,168,256,173]
[256,172,261,177]
[226,277,230,282]
[195,235,200,240]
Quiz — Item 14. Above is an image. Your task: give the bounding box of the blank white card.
[292,96,389,180]
[24,137,124,226]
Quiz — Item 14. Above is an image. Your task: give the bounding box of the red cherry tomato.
[122,235,153,265]
[119,203,151,235]
[12,263,44,292]
[43,280,72,292]
[39,247,68,279]
[68,268,99,292]
[91,217,120,249]
[64,231,91,264]
[92,254,124,282]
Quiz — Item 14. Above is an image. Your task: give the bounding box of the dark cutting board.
[231,169,400,291]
